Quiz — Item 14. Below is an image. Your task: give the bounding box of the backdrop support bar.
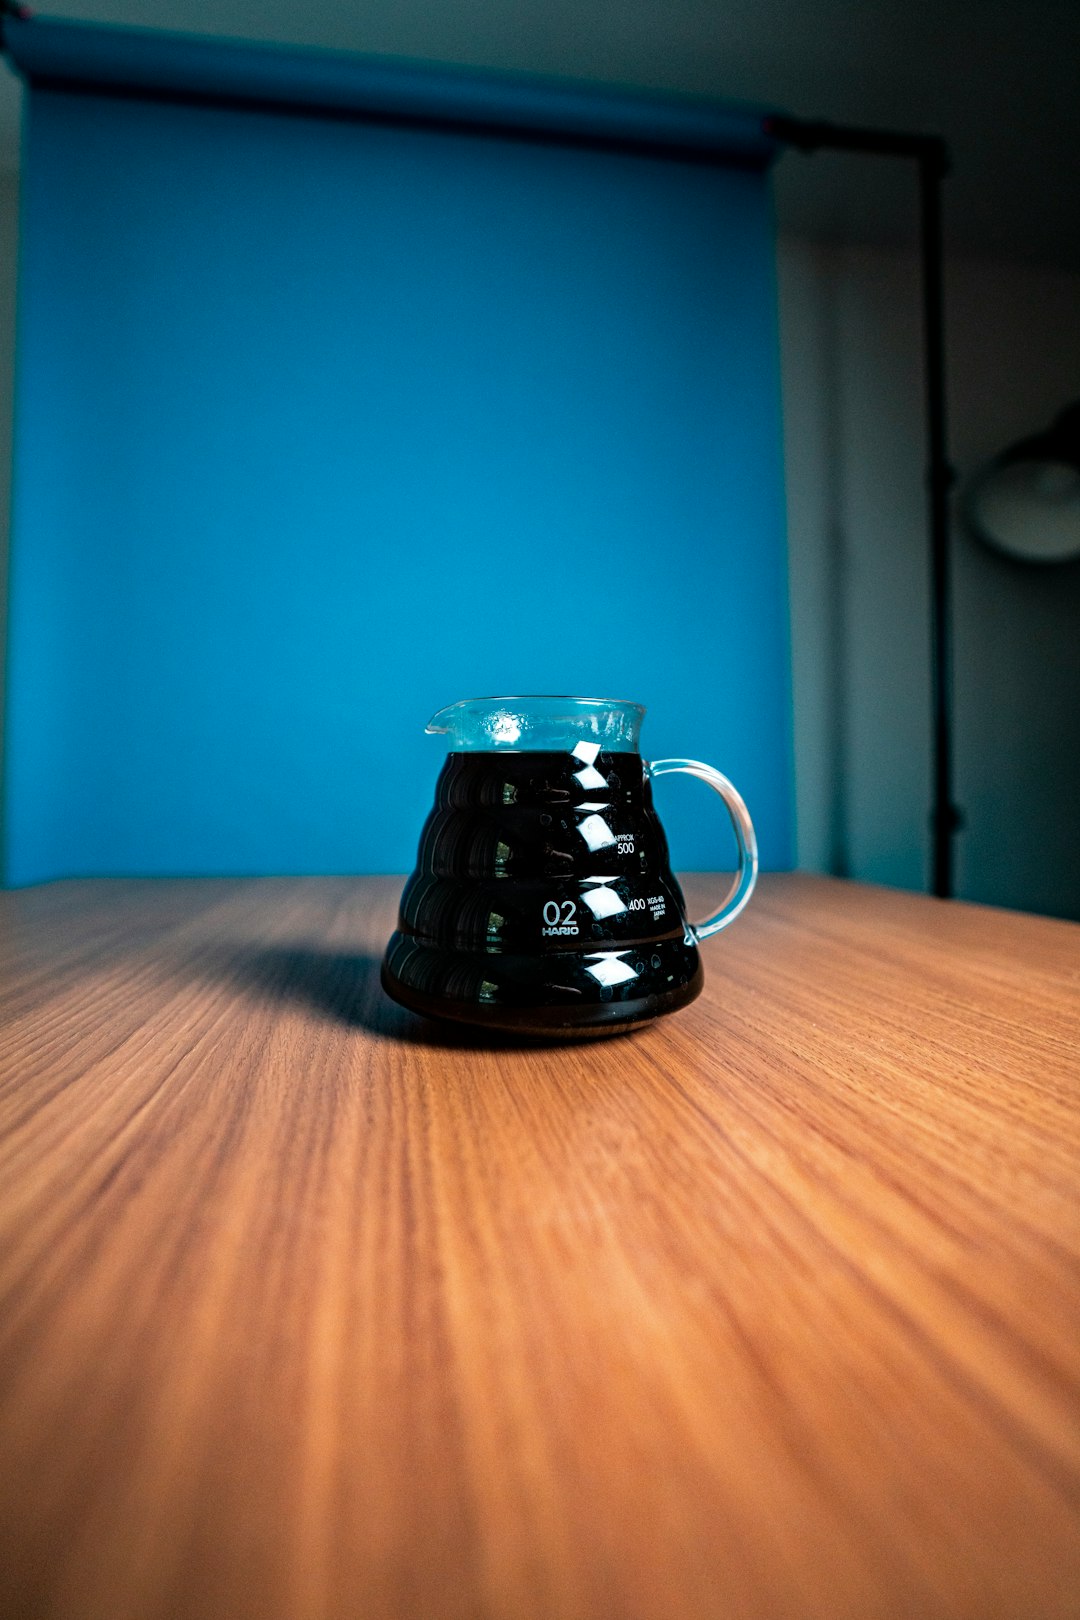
[1,13,778,168]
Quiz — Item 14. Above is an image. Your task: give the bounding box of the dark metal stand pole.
[765,116,959,897]
[918,149,960,898]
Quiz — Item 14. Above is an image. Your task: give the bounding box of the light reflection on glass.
[583,953,640,988]
[490,711,522,745]
[581,883,626,920]
[574,764,608,791]
[571,738,607,792]
[577,813,616,852]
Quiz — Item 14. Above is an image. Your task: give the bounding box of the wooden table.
[1,874,1078,1620]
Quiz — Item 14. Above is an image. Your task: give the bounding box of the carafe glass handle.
[646,759,759,940]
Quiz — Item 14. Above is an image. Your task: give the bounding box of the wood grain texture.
[0,873,1078,1620]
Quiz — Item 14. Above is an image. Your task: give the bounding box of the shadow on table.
[198,944,634,1050]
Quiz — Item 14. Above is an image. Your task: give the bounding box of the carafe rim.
[426,695,647,753]
[427,695,646,729]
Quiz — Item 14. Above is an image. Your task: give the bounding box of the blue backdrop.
[5,25,792,882]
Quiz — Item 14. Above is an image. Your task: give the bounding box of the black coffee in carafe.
[381,698,757,1037]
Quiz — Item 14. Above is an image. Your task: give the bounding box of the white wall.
[780,237,1080,919]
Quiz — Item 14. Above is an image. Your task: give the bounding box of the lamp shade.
[965,401,1080,564]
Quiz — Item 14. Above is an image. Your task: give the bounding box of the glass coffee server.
[382,696,757,1035]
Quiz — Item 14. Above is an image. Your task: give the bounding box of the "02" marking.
[543,900,577,927]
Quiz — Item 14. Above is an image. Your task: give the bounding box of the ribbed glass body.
[382,748,702,1035]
